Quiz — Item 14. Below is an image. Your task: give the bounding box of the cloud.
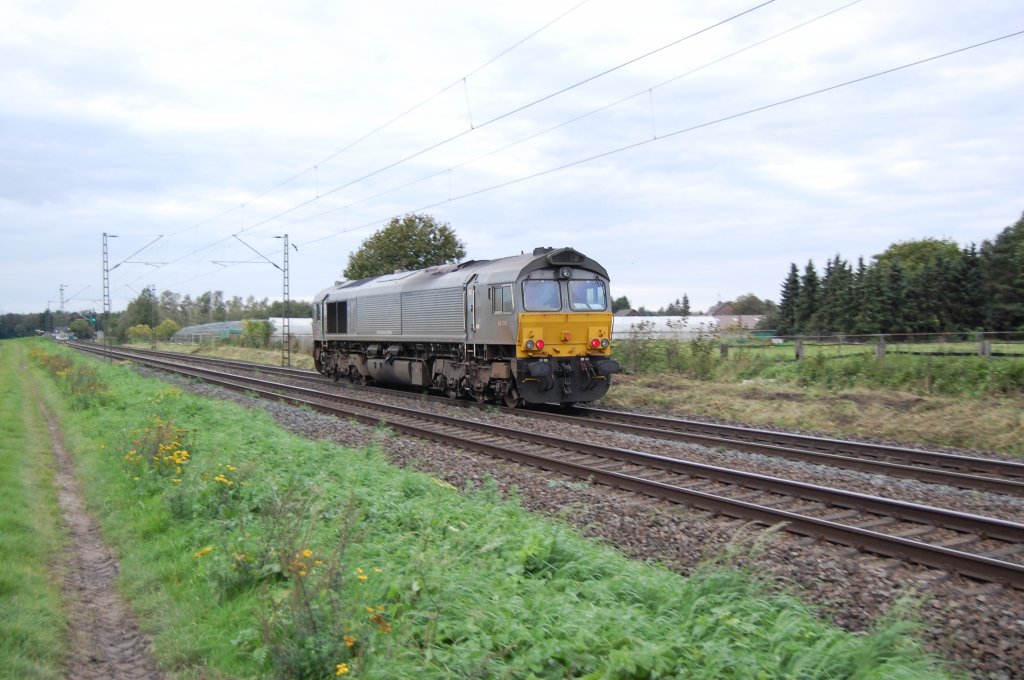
[1,0,1022,315]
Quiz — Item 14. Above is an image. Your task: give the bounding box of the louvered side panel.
[355,294,401,333]
[402,288,465,335]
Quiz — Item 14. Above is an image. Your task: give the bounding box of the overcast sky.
[2,0,1022,318]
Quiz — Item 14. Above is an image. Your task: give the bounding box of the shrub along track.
[26,372,164,680]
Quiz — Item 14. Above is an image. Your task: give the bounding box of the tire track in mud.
[36,391,165,680]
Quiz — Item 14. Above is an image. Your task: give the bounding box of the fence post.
[875,338,886,359]
[978,340,992,360]
[795,338,804,361]
[720,344,729,359]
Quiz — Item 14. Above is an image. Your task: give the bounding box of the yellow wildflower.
[194,545,214,558]
[335,663,350,676]
[343,635,356,648]
[302,549,314,558]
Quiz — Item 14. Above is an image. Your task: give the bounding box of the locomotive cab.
[503,254,618,404]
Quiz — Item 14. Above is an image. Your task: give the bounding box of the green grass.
[17,338,960,678]
[0,342,68,680]
[614,336,1024,397]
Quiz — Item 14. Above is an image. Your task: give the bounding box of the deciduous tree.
[343,214,466,280]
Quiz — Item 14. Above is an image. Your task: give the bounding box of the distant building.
[714,315,765,331]
[706,301,735,316]
[268,317,312,341]
[612,316,719,340]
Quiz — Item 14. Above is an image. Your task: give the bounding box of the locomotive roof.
[317,247,607,300]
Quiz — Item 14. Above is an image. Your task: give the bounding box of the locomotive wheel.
[503,388,522,408]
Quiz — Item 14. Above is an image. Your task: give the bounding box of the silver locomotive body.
[312,247,619,406]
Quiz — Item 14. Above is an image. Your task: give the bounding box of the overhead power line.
[284,0,865,230]
[142,0,776,293]
[234,0,778,236]
[169,0,592,240]
[300,28,1024,248]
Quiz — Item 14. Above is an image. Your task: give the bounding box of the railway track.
[72,342,1024,589]
[553,406,1024,497]
[75,343,1024,497]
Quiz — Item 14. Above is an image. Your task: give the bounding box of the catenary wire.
[164,0,592,241]
[298,29,1024,249]
[279,0,865,230]
[231,0,778,238]
[134,0,776,294]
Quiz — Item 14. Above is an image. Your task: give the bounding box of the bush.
[125,324,155,343]
[242,319,273,348]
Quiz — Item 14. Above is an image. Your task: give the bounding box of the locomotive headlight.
[525,339,535,350]
[600,338,610,348]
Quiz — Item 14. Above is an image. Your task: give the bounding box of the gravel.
[138,365,1024,679]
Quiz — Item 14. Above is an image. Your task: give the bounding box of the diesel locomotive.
[312,247,620,406]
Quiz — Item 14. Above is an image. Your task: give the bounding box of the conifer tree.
[852,258,885,335]
[953,244,984,330]
[777,263,801,335]
[981,212,1024,331]
[795,261,819,334]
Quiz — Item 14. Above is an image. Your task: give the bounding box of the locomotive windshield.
[569,280,607,311]
[522,280,561,311]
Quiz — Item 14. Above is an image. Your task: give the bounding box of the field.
[0,337,960,679]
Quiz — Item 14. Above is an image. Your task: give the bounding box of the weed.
[30,346,110,409]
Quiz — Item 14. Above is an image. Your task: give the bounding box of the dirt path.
[38,395,165,680]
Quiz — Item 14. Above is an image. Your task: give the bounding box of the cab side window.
[491,284,513,314]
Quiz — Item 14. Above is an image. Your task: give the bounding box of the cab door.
[465,274,479,341]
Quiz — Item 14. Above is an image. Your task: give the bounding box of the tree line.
[0,289,312,342]
[3,213,460,342]
[767,212,1024,336]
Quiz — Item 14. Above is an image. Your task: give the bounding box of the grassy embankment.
[2,337,960,679]
[0,343,68,679]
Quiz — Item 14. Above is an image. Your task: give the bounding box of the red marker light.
[535,339,545,350]
[590,338,601,348]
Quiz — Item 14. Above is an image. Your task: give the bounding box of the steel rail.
[73,342,1024,496]
[576,406,1024,481]
[74,343,1024,588]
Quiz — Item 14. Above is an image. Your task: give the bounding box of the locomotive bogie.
[312,247,620,405]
